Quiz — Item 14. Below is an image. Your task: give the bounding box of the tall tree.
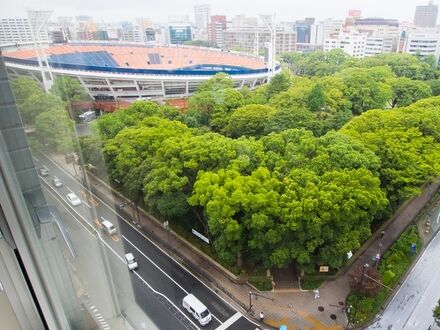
[265,72,292,99]
[390,77,432,108]
[339,67,392,115]
[225,104,277,138]
[50,76,88,102]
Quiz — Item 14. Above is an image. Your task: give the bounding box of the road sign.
[192,229,210,244]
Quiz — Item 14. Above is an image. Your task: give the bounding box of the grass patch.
[249,276,273,291]
[300,278,325,290]
[346,224,422,325]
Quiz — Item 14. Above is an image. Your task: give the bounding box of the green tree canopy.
[196,73,234,93]
[265,71,292,99]
[389,77,432,108]
[338,67,392,115]
[50,76,88,102]
[224,104,277,138]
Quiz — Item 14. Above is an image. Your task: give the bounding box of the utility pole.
[248,291,274,312]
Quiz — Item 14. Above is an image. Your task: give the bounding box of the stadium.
[3,43,279,100]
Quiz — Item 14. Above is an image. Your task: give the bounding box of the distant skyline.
[2,0,437,24]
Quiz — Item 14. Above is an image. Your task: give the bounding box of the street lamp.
[352,264,369,326]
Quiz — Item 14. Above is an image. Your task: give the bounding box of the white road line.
[33,156,39,162]
[123,235,188,293]
[215,312,242,330]
[43,183,198,330]
[123,234,223,324]
[66,186,74,193]
[132,271,201,330]
[39,151,255,326]
[82,199,91,208]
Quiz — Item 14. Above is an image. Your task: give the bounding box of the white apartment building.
[324,33,366,58]
[0,17,49,45]
[365,37,384,56]
[222,27,296,55]
[403,32,440,61]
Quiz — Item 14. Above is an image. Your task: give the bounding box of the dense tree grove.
[90,51,440,272]
[15,51,439,273]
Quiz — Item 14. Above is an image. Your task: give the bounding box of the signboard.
[348,9,362,17]
[319,266,329,273]
[192,229,210,244]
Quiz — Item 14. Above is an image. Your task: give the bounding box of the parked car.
[52,176,63,188]
[124,253,138,271]
[39,167,49,177]
[66,193,81,206]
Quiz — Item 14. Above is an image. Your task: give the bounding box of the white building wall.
[324,34,366,58]
[0,18,49,45]
[404,33,440,61]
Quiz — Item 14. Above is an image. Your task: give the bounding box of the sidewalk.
[52,153,440,330]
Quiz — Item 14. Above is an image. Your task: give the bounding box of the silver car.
[66,193,81,206]
[52,176,63,188]
[39,167,49,176]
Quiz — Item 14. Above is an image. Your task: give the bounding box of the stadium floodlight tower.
[27,9,53,92]
[259,14,277,81]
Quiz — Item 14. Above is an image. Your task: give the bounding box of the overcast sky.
[1,0,435,23]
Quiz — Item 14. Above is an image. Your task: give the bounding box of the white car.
[52,176,63,188]
[124,253,138,271]
[66,193,81,206]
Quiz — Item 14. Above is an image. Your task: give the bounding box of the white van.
[101,219,117,236]
[124,253,138,270]
[182,294,212,326]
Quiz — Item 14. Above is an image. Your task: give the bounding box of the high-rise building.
[0,17,49,45]
[353,18,400,53]
[208,15,227,47]
[222,27,296,55]
[414,1,438,27]
[121,22,141,43]
[194,4,211,29]
[295,17,315,43]
[310,19,342,45]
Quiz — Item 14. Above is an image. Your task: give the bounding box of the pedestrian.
[381,230,385,239]
[259,311,264,322]
[314,289,320,300]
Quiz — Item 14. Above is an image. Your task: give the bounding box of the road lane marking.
[43,183,198,330]
[33,156,39,162]
[82,199,91,208]
[215,312,241,330]
[123,234,223,324]
[131,270,201,330]
[123,235,188,293]
[39,151,255,327]
[66,186,74,193]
